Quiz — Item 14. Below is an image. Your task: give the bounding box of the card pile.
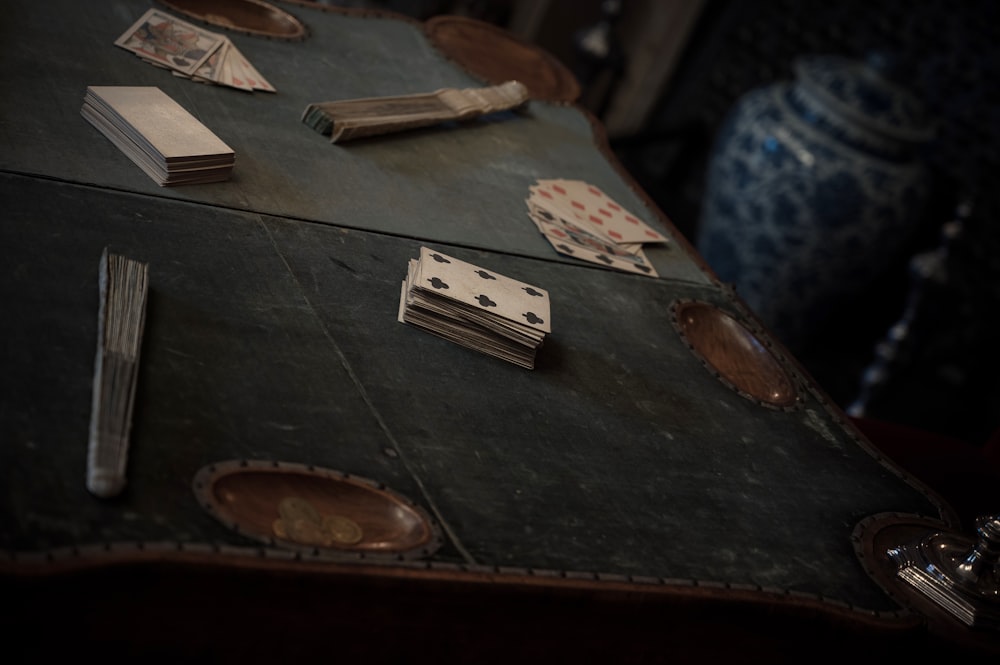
[81,86,235,186]
[526,179,667,277]
[398,247,551,369]
[115,8,275,93]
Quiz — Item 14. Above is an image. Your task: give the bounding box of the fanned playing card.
[533,179,668,244]
[530,214,656,276]
[229,45,276,93]
[525,179,663,277]
[398,247,551,369]
[191,38,230,84]
[115,8,224,76]
[115,8,275,93]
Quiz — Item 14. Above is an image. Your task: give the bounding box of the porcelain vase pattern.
[696,57,929,351]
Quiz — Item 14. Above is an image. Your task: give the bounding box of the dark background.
[317,0,1000,448]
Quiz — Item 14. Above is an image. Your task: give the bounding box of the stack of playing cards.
[81,86,235,186]
[115,8,275,93]
[398,247,552,369]
[526,179,668,277]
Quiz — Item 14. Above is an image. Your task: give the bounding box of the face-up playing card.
[525,178,668,277]
[530,218,658,277]
[229,45,276,93]
[193,38,229,84]
[527,201,643,256]
[219,41,255,92]
[537,232,657,277]
[115,9,225,76]
[115,9,276,93]
[412,247,551,333]
[533,179,668,244]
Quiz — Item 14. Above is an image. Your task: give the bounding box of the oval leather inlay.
[193,461,439,556]
[675,301,797,407]
[156,0,308,40]
[424,16,580,103]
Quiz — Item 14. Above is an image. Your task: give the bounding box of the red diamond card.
[532,179,668,245]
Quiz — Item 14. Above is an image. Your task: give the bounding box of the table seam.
[257,214,477,564]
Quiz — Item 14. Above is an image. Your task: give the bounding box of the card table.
[1,0,994,660]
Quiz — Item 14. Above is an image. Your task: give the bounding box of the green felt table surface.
[0,0,708,284]
[0,172,942,612]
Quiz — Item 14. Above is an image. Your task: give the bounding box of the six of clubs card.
[399,247,551,369]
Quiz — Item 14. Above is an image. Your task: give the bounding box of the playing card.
[538,233,657,277]
[533,179,668,244]
[218,41,254,92]
[528,185,627,247]
[115,8,225,76]
[530,215,658,276]
[527,200,642,257]
[193,38,230,84]
[229,43,276,92]
[398,249,551,368]
[82,86,234,186]
[411,247,551,334]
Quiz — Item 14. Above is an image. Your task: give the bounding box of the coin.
[286,516,328,546]
[277,496,320,524]
[322,514,363,545]
[272,518,289,539]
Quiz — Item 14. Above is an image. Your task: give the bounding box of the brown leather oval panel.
[193,461,439,556]
[424,16,580,103]
[157,0,308,40]
[674,301,798,407]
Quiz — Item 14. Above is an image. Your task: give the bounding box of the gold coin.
[277,496,320,524]
[272,518,288,539]
[286,517,328,546]
[322,514,363,545]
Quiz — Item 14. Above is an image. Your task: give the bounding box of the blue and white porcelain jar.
[696,54,933,351]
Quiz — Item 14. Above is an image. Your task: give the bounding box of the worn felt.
[1,174,942,611]
[0,0,706,284]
